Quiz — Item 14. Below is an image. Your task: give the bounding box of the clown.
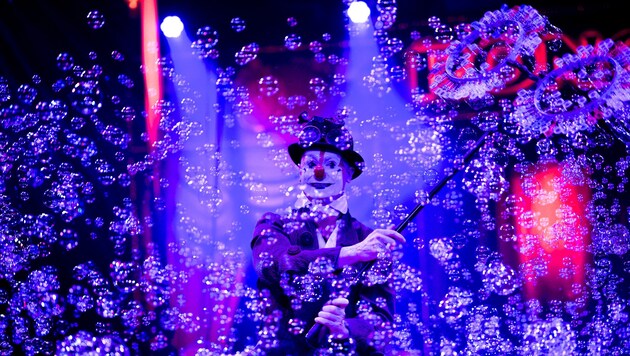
[252,116,405,355]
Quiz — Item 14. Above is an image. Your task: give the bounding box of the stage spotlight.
[347,1,370,24]
[161,16,184,38]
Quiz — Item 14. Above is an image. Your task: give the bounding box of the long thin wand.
[395,130,490,233]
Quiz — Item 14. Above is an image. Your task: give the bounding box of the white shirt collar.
[294,191,349,215]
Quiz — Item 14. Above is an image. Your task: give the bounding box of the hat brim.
[288,142,364,179]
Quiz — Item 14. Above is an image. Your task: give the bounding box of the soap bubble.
[309,41,323,53]
[56,53,75,72]
[308,77,326,95]
[481,260,519,295]
[70,81,102,115]
[439,287,473,324]
[249,183,268,205]
[380,37,404,58]
[230,17,246,32]
[258,75,280,97]
[17,84,37,105]
[434,24,453,43]
[86,10,105,30]
[235,43,259,65]
[287,17,298,27]
[284,34,302,50]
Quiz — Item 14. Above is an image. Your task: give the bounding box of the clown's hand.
[314,297,350,339]
[339,229,405,266]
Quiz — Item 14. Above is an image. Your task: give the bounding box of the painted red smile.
[309,183,333,189]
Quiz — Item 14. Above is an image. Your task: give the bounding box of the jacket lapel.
[335,213,359,247]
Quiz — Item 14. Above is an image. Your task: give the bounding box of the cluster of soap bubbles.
[430,5,550,101]
[512,39,630,140]
[2,1,630,355]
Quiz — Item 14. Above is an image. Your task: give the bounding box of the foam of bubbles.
[429,5,549,101]
[2,2,630,355]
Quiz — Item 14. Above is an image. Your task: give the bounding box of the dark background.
[1,0,628,83]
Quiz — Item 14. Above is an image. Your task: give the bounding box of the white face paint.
[299,150,352,201]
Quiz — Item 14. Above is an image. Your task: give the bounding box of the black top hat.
[288,116,365,179]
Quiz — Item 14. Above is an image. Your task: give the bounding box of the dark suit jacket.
[251,208,395,355]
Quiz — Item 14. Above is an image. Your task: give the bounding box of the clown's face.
[299,150,353,201]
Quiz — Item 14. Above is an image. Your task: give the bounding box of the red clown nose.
[314,165,325,181]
